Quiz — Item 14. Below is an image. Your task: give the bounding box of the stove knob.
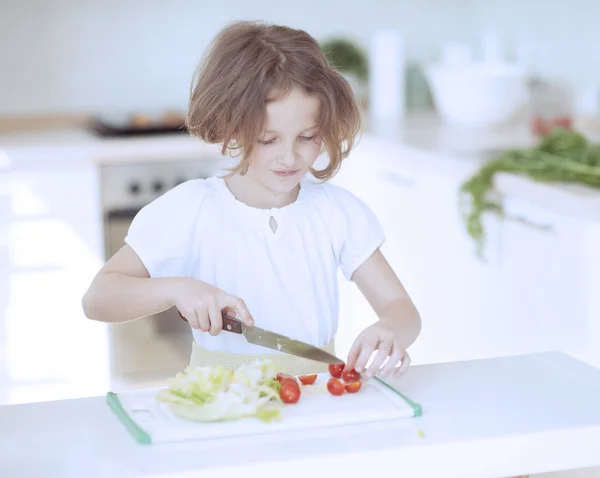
[151,180,164,193]
[128,181,141,195]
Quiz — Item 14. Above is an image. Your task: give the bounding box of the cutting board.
[107,374,422,445]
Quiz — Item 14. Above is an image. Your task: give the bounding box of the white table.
[1,352,600,478]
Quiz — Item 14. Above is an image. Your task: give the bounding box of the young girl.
[82,21,421,379]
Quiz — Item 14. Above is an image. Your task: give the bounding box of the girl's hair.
[187,21,361,181]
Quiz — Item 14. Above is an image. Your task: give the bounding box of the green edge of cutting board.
[106,392,152,445]
[373,376,423,417]
[106,377,422,445]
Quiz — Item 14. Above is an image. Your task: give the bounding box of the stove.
[100,157,226,213]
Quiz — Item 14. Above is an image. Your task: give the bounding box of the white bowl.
[425,62,529,127]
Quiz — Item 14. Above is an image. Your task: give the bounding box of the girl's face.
[244,87,323,195]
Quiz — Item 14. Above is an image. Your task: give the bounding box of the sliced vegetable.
[256,406,282,422]
[280,382,301,404]
[277,373,293,382]
[298,374,317,385]
[328,363,344,379]
[344,381,362,393]
[280,378,299,389]
[341,368,361,383]
[327,377,345,396]
[156,360,283,422]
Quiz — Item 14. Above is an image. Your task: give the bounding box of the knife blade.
[178,311,344,365]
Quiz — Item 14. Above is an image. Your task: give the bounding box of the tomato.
[328,363,344,379]
[553,116,573,130]
[341,367,361,383]
[298,374,317,385]
[277,373,299,387]
[280,382,301,404]
[277,373,293,382]
[327,378,345,396]
[281,378,299,389]
[345,381,362,393]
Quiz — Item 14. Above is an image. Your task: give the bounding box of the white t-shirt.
[125,175,385,355]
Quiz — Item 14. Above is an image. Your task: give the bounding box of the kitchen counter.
[1,114,599,222]
[2,352,600,478]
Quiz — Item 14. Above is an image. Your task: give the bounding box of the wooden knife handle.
[221,314,243,334]
[177,311,243,334]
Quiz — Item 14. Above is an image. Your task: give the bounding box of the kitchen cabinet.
[0,163,110,404]
[334,148,597,369]
[376,169,503,365]
[492,197,589,358]
[332,159,503,365]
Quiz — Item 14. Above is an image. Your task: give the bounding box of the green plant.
[460,128,600,257]
[320,38,368,82]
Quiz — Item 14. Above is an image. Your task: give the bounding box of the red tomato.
[281,378,299,389]
[280,382,301,404]
[277,373,299,387]
[327,378,345,396]
[328,363,344,379]
[341,368,361,383]
[298,374,317,385]
[553,116,573,130]
[277,373,293,382]
[345,381,362,393]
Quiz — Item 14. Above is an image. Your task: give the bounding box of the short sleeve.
[328,185,386,281]
[124,180,204,278]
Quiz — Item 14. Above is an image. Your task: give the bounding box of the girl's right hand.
[168,278,254,335]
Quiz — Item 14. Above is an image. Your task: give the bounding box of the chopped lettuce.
[156,360,283,422]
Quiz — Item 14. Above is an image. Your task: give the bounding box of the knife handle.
[177,311,243,334]
[221,314,243,334]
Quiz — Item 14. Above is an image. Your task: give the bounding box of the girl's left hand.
[345,319,411,379]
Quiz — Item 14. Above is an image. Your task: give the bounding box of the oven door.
[105,210,192,387]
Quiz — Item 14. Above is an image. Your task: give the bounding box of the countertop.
[2,352,600,478]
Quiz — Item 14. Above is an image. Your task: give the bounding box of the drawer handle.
[506,214,555,233]
[382,171,416,189]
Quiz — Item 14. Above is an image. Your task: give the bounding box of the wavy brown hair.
[187,21,361,180]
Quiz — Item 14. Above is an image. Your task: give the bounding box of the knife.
[178,311,344,365]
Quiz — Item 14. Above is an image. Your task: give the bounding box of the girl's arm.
[82,245,254,329]
[352,249,422,349]
[345,249,422,377]
[81,245,178,323]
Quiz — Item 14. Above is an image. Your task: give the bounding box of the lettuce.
[157,360,283,422]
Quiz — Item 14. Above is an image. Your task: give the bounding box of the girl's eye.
[300,135,316,141]
[258,138,275,145]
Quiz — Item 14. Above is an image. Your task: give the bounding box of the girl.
[82,21,421,379]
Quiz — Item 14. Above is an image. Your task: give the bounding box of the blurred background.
[0,0,599,421]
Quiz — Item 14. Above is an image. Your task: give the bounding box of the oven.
[100,157,227,387]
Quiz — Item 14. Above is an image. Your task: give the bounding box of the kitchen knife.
[178,312,344,365]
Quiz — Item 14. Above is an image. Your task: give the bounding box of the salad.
[156,360,363,423]
[157,360,283,422]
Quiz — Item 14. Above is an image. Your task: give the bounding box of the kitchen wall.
[0,0,471,117]
[469,0,600,114]
[1,0,598,117]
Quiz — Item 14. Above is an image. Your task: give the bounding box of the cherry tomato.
[553,116,573,130]
[280,382,301,404]
[328,363,344,379]
[281,378,299,389]
[341,367,361,383]
[277,373,293,382]
[298,374,317,385]
[277,373,299,387]
[327,378,345,396]
[345,381,362,393]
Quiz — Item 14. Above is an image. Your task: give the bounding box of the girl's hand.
[345,319,411,379]
[168,278,254,335]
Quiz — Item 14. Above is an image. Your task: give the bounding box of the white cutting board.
[107,374,422,445]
